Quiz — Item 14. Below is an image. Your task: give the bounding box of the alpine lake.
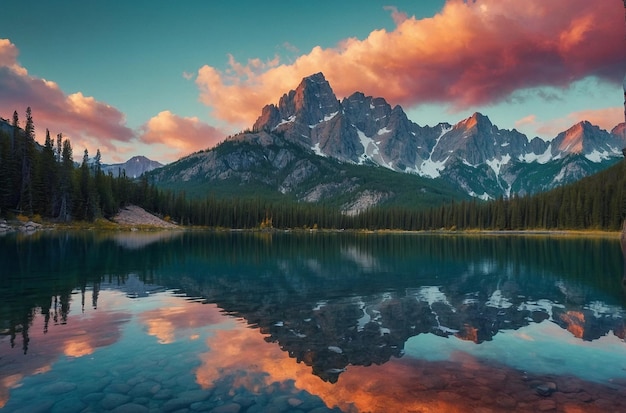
[2,230,626,413]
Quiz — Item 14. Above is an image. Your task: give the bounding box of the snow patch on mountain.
[312,142,326,157]
[518,144,553,164]
[416,124,453,178]
[469,191,491,201]
[275,115,295,128]
[553,168,566,183]
[486,154,511,177]
[585,149,611,162]
[309,111,339,128]
[356,129,392,168]
[418,157,448,179]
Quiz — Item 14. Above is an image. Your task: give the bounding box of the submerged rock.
[536,382,557,396]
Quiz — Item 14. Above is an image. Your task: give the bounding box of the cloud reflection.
[140,300,225,344]
[195,323,625,412]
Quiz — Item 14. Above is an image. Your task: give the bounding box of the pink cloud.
[139,110,224,162]
[196,0,625,128]
[0,38,134,158]
[0,38,223,164]
[523,106,623,138]
[514,115,537,130]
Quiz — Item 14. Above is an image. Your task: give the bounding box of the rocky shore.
[0,219,43,234]
[0,205,178,235]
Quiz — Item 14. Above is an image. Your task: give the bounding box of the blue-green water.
[1,231,626,412]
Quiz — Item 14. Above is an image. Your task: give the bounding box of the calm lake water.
[2,231,626,413]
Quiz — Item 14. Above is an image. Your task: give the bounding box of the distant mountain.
[102,156,163,178]
[152,72,625,208]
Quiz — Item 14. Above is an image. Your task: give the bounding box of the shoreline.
[0,206,622,239]
[1,221,621,239]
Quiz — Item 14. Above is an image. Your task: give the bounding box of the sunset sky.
[1,0,624,164]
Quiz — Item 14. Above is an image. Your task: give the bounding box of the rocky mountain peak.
[611,122,626,139]
[292,72,341,125]
[460,112,491,131]
[556,121,592,154]
[253,72,341,133]
[551,121,619,158]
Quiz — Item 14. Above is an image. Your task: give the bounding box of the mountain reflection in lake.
[1,231,626,412]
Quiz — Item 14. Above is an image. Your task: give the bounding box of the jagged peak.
[456,112,492,131]
[469,112,490,123]
[561,120,606,136]
[611,122,626,138]
[294,73,334,98]
[554,121,605,154]
[302,72,327,84]
[346,91,367,101]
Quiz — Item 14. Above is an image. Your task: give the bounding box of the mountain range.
[148,72,626,211]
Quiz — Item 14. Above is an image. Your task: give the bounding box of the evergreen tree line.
[2,108,626,230]
[0,108,141,221]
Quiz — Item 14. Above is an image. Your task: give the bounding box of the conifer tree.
[58,139,74,221]
[17,107,36,215]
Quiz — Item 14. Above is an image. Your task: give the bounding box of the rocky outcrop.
[112,205,178,228]
[341,190,391,216]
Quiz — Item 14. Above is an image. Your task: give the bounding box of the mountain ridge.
[152,72,625,209]
[252,72,625,199]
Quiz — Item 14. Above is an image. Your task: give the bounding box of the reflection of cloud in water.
[140,301,224,344]
[107,230,183,250]
[196,323,626,412]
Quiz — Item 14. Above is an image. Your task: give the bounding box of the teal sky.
[0,0,624,163]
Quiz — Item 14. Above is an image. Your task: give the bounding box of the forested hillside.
[358,158,626,231]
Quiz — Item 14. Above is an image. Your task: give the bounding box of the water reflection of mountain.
[150,233,626,382]
[1,231,625,381]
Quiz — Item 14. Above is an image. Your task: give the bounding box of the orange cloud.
[140,300,225,344]
[0,39,26,76]
[0,39,134,156]
[195,0,625,128]
[514,114,537,130]
[139,110,225,162]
